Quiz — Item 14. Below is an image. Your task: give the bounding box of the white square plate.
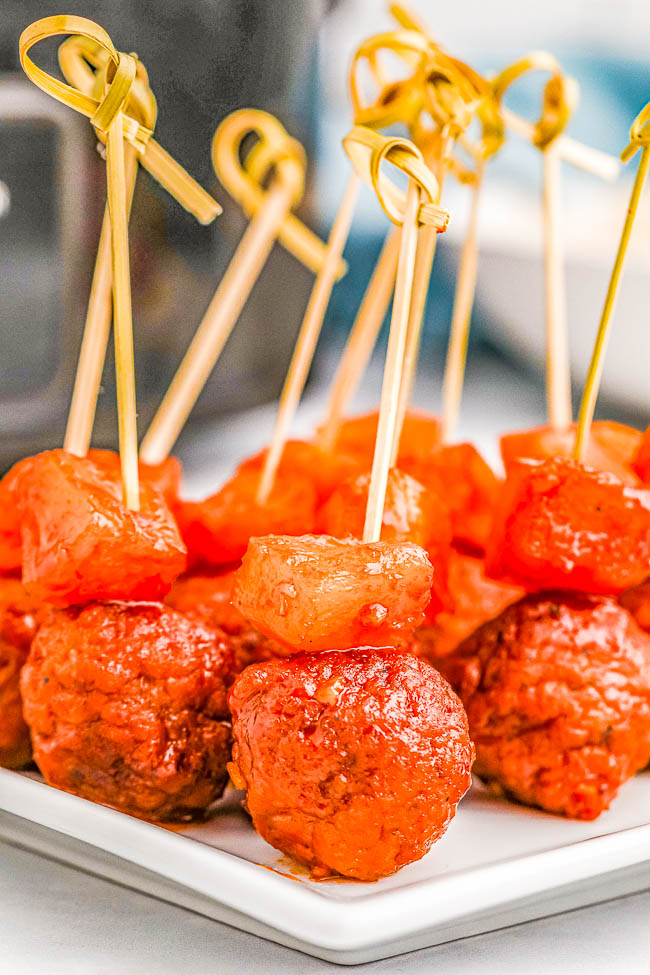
[1,768,649,964]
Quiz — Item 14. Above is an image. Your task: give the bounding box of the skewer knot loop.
[343,126,449,231]
[19,16,220,223]
[490,52,578,152]
[622,102,650,162]
[349,30,431,129]
[212,108,306,219]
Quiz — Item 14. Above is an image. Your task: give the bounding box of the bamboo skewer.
[105,109,140,508]
[21,21,221,481]
[64,146,139,456]
[140,178,297,466]
[19,18,152,508]
[390,132,456,462]
[364,181,420,542]
[318,226,401,452]
[575,105,650,461]
[441,157,485,442]
[256,173,361,502]
[340,128,448,540]
[140,110,317,465]
[489,59,578,432]
[542,144,572,429]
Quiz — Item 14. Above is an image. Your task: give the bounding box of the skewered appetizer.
[229,648,473,880]
[8,10,650,894]
[444,593,650,819]
[22,602,233,821]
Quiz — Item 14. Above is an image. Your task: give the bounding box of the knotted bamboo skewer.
[20,16,201,507]
[257,31,442,496]
[490,54,578,432]
[320,32,476,452]
[343,128,448,541]
[575,102,650,460]
[318,30,433,452]
[391,51,484,458]
[20,17,222,506]
[389,3,619,181]
[140,110,323,466]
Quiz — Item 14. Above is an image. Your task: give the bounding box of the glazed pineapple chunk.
[233,534,433,653]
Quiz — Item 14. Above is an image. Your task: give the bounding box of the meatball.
[0,577,43,768]
[177,467,317,567]
[486,457,650,594]
[16,450,186,606]
[444,593,650,820]
[165,570,282,670]
[233,534,433,653]
[229,649,474,880]
[21,602,233,822]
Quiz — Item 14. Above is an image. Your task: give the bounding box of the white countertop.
[2,836,648,974]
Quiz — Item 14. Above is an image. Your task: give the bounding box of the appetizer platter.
[1,6,650,965]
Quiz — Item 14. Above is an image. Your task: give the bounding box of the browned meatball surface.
[444,593,650,820]
[21,602,233,822]
[229,649,474,880]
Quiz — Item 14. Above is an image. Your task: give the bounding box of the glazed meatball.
[444,593,650,820]
[21,602,233,822]
[165,570,282,671]
[229,649,474,880]
[0,577,43,768]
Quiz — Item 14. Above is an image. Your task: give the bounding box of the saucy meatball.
[229,649,474,880]
[444,593,650,820]
[21,602,233,822]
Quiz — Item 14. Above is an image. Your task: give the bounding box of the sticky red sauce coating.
[444,593,650,820]
[15,450,186,607]
[229,649,474,880]
[501,421,642,484]
[21,602,233,821]
[177,467,317,567]
[400,443,499,553]
[233,534,433,653]
[165,570,282,670]
[486,457,650,594]
[0,577,44,768]
[0,451,182,575]
[414,548,524,664]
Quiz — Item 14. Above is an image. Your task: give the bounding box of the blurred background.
[1,0,650,478]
